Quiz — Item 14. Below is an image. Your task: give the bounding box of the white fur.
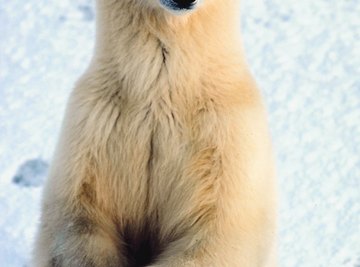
[32,0,277,266]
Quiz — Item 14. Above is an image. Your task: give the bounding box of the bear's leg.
[33,204,126,267]
[147,226,276,267]
[145,151,276,266]
[145,173,275,266]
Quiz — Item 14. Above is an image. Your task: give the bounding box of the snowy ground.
[0,0,359,266]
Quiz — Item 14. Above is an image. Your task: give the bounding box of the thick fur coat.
[33,0,277,266]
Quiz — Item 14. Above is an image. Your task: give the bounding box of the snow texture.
[0,0,359,266]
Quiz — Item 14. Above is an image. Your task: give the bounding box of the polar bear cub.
[33,0,277,266]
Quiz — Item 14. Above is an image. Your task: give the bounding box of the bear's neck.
[94,0,241,56]
[91,0,243,98]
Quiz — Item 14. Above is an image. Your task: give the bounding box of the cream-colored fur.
[32,0,277,266]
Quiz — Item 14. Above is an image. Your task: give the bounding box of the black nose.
[172,0,197,9]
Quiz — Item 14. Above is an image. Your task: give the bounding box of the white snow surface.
[0,0,359,266]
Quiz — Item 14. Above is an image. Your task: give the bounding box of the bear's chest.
[86,96,197,217]
[81,94,190,191]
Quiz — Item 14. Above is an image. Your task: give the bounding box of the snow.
[0,0,359,266]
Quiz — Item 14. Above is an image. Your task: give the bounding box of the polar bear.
[32,0,277,266]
